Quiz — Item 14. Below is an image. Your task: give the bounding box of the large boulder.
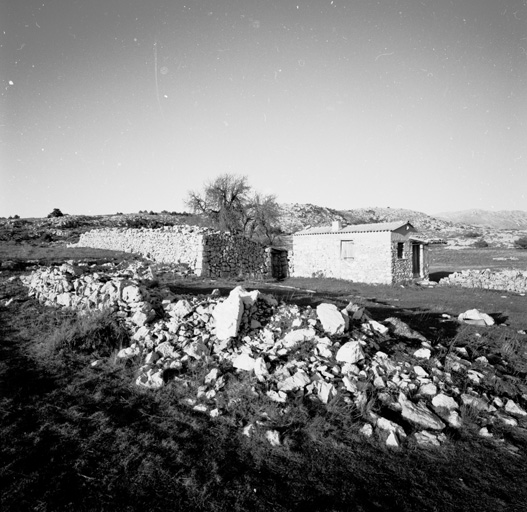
[336,341,365,364]
[317,303,347,335]
[398,393,445,431]
[458,309,495,326]
[213,289,244,340]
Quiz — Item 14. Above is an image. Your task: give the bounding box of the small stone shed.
[292,220,429,284]
[74,226,288,280]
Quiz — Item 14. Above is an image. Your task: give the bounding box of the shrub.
[464,231,482,238]
[472,239,489,248]
[47,208,64,218]
[514,236,527,249]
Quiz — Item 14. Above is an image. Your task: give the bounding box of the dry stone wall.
[74,225,206,271]
[439,269,527,294]
[73,226,272,279]
[202,233,270,279]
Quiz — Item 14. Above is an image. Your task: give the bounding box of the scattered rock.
[316,303,347,335]
[458,309,495,327]
[335,341,365,364]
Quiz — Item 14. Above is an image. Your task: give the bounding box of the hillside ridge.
[434,209,527,230]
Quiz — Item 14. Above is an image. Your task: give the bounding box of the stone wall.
[292,231,393,284]
[73,225,272,279]
[202,233,270,279]
[391,235,412,282]
[293,231,429,284]
[439,269,527,294]
[391,238,430,282]
[74,225,206,271]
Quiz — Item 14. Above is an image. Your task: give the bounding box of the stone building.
[292,220,429,284]
[73,226,289,280]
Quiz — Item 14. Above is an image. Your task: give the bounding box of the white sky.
[1,0,526,218]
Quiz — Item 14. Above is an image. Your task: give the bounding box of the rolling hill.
[434,209,527,230]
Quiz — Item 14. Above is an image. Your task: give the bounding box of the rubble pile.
[21,264,527,450]
[439,268,527,294]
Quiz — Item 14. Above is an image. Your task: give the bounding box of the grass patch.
[429,246,527,273]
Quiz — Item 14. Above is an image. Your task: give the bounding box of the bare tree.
[185,174,281,244]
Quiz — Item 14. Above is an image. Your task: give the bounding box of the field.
[429,245,527,273]
[1,241,527,511]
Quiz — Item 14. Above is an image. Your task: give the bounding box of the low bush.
[514,236,527,249]
[472,239,489,248]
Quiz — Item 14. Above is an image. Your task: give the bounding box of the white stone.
[135,368,164,389]
[478,427,493,437]
[493,397,504,408]
[359,423,373,437]
[385,432,400,447]
[56,292,72,307]
[496,413,518,427]
[312,380,336,404]
[169,299,193,318]
[432,394,459,411]
[183,340,209,360]
[243,424,254,437]
[117,345,141,359]
[418,383,437,397]
[132,309,154,327]
[413,366,429,377]
[461,394,489,412]
[504,399,527,417]
[458,309,495,326]
[316,303,346,335]
[342,376,358,393]
[253,357,269,381]
[232,353,256,371]
[277,369,311,392]
[265,430,281,446]
[122,285,142,303]
[373,376,385,388]
[230,286,260,306]
[213,291,244,340]
[414,431,443,447]
[442,410,462,428]
[204,368,219,384]
[282,328,316,348]
[267,390,287,402]
[335,341,365,364]
[376,417,407,439]
[369,320,389,335]
[398,393,445,431]
[413,348,431,360]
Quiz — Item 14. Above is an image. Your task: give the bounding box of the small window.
[397,242,405,259]
[341,240,355,260]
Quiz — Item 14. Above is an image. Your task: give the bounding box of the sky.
[1,0,526,218]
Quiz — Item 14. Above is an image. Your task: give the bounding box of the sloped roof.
[294,220,415,236]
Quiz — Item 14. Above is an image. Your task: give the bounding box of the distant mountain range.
[434,209,527,230]
[278,204,527,234]
[278,204,454,235]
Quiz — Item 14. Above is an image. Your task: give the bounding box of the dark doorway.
[412,244,421,278]
[270,248,288,279]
